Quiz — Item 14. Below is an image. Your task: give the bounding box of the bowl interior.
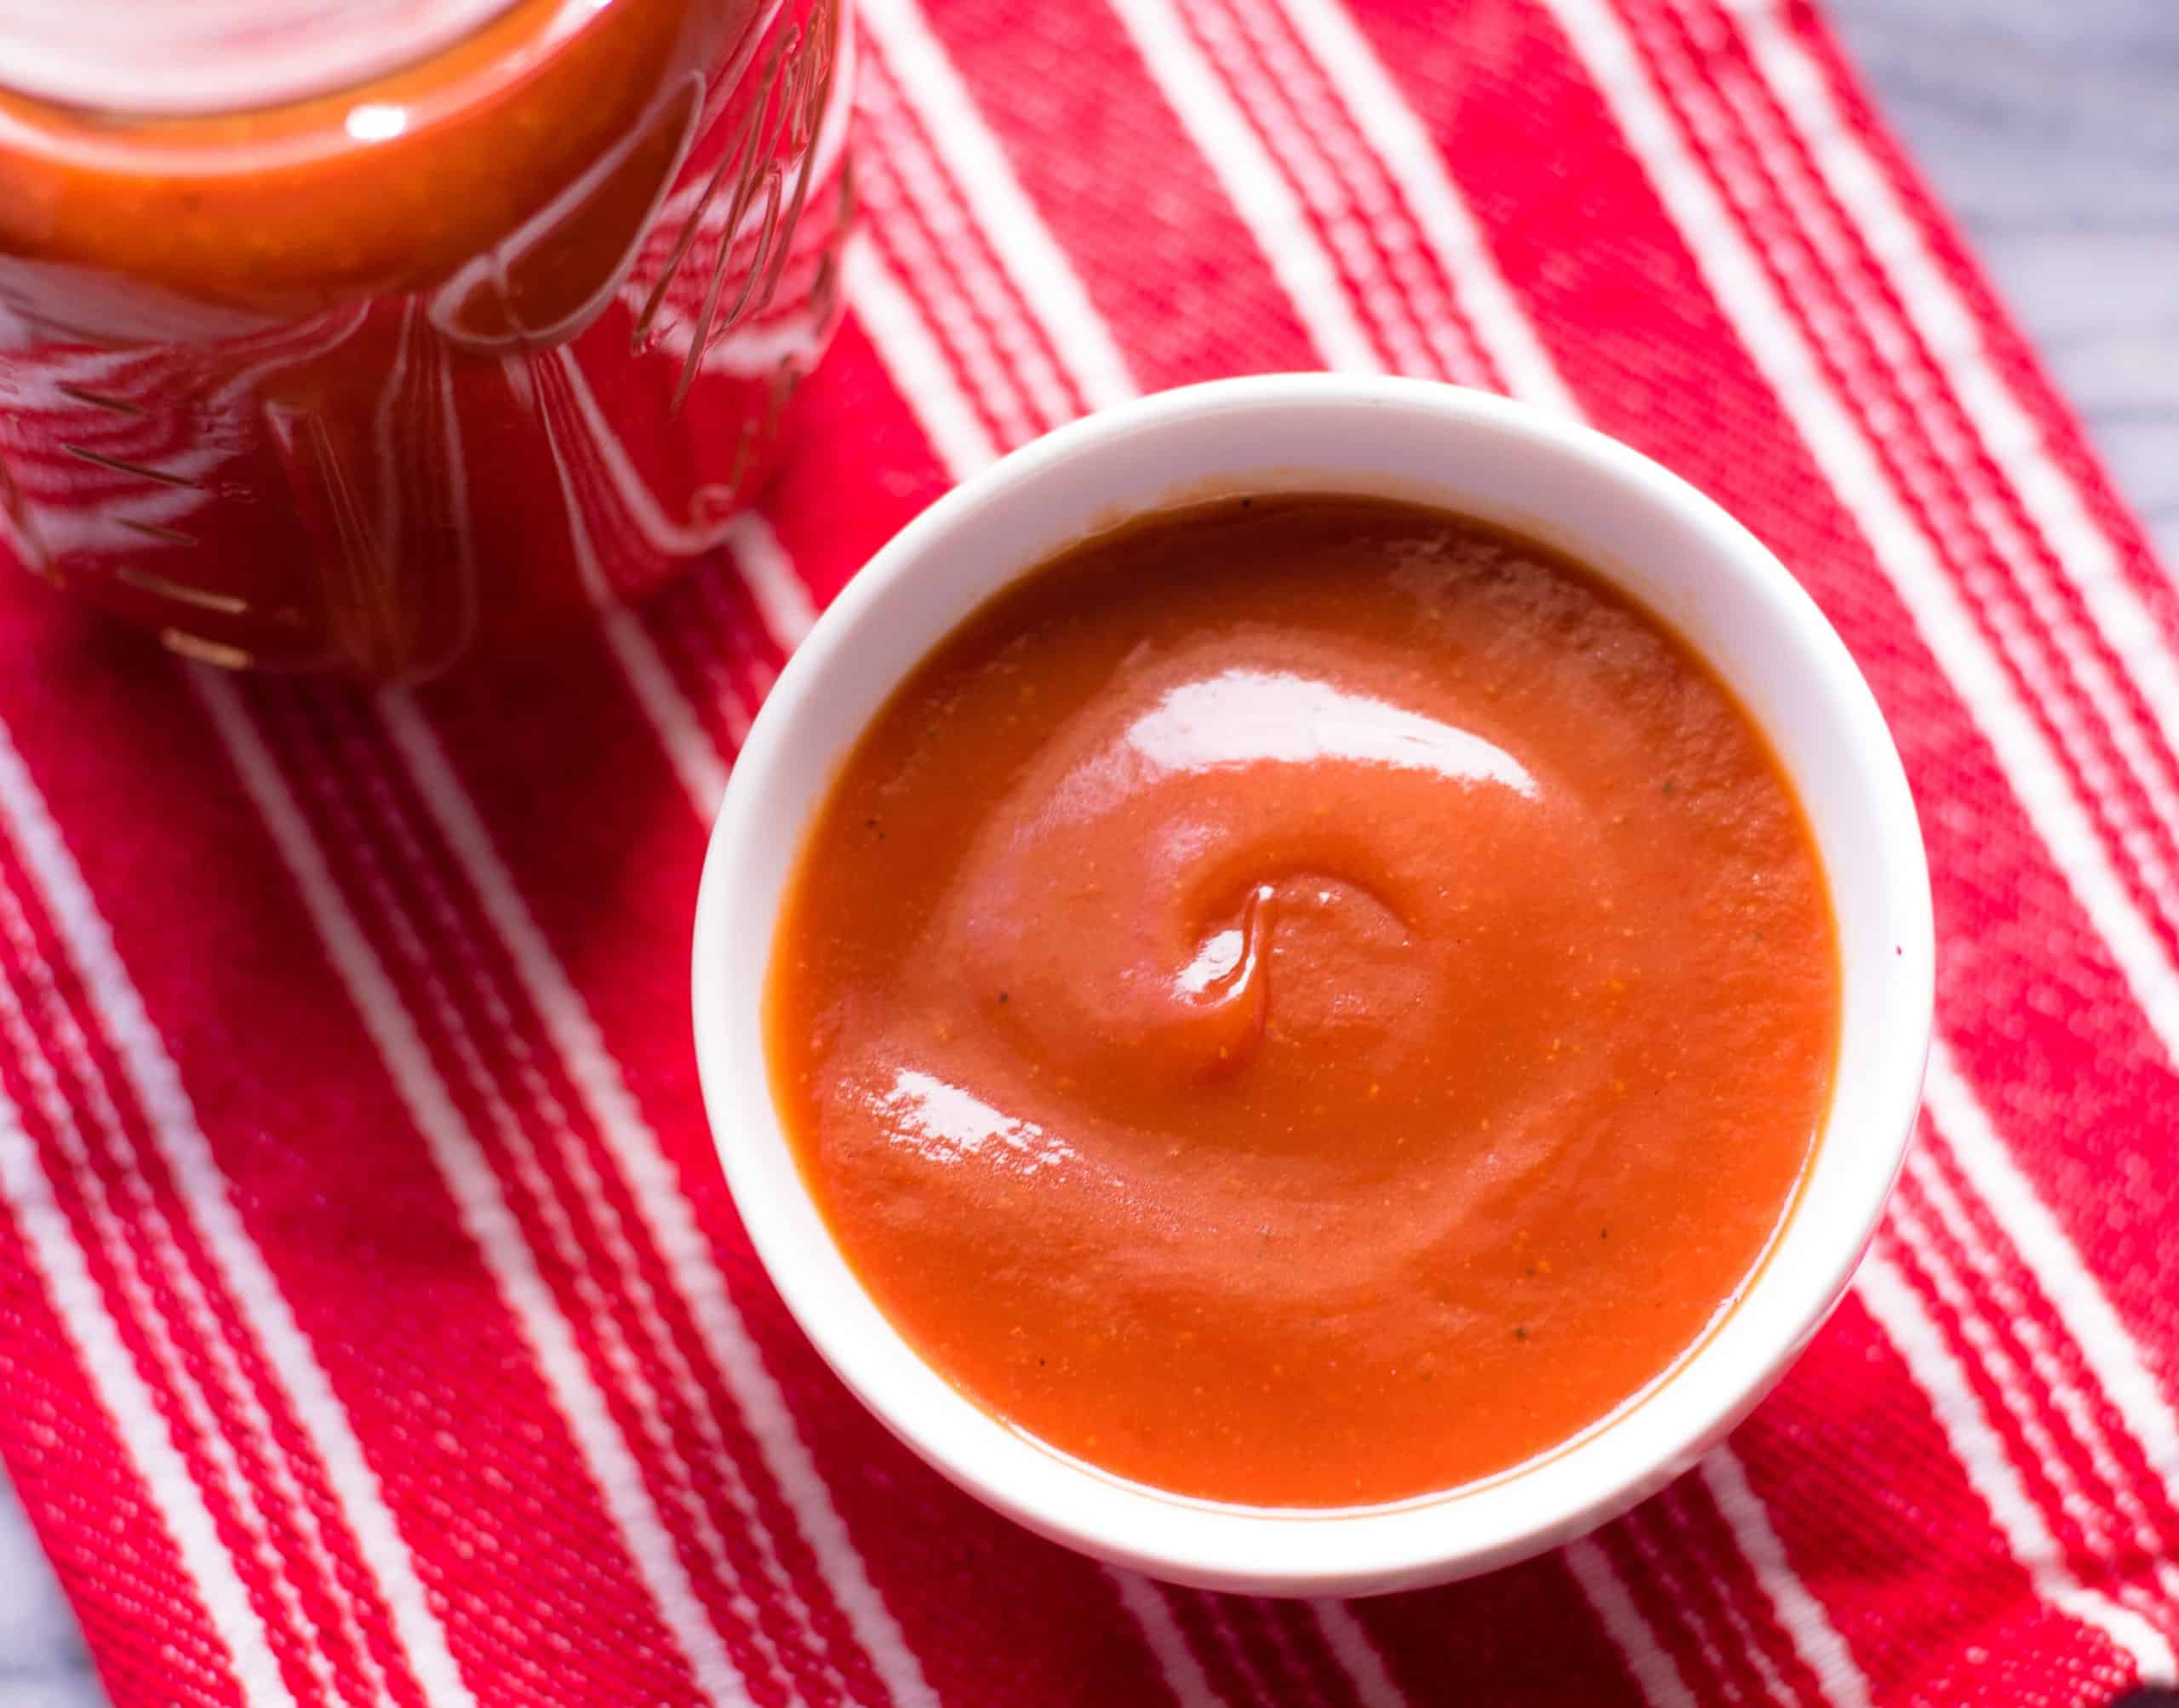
[692,377,1933,1597]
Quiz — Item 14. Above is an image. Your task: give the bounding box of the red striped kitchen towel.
[0,0,2175,1703]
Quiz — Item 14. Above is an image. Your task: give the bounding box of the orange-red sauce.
[0,0,845,677]
[767,495,1839,1506]
[0,0,753,314]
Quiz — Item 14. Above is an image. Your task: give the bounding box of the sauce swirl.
[768,495,1838,1505]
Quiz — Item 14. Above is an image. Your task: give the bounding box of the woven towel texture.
[0,1,2174,1704]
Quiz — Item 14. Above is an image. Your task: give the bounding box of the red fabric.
[0,0,2176,1703]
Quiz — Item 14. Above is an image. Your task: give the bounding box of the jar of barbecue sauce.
[0,0,852,677]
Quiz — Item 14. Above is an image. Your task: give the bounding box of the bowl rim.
[691,373,1935,1595]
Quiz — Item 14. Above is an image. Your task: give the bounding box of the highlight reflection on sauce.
[872,1071,1081,1180]
[769,495,1839,1506]
[1102,666,1536,796]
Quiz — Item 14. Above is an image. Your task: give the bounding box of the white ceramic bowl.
[692,374,1934,1597]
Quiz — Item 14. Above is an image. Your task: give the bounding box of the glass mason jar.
[0,0,853,678]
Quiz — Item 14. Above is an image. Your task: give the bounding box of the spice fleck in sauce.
[767,495,1839,1506]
